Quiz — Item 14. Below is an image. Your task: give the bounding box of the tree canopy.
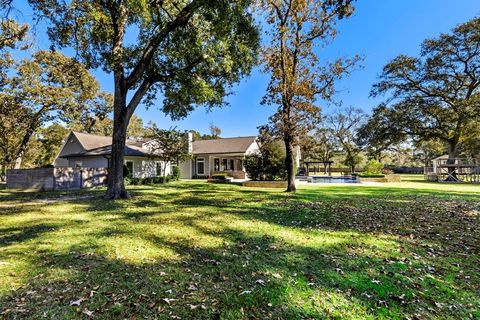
[27,0,260,199]
[366,17,480,160]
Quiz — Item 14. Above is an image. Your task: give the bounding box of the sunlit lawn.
[0,177,479,319]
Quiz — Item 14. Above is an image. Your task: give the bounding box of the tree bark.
[284,134,296,192]
[105,74,130,199]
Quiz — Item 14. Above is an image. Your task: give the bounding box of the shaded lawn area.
[0,179,479,319]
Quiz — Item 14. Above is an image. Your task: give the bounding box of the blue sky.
[12,0,480,137]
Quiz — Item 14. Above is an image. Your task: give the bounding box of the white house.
[54,132,301,180]
[54,132,170,178]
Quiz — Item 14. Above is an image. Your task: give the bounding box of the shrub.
[363,160,384,175]
[244,154,263,181]
[244,142,287,181]
[171,166,181,181]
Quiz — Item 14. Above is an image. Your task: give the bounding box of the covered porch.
[193,153,246,179]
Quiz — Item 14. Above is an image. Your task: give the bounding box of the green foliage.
[358,173,385,178]
[244,142,286,181]
[363,160,384,175]
[146,125,190,182]
[0,48,108,169]
[171,166,181,181]
[369,17,480,159]
[28,0,259,118]
[244,154,263,181]
[0,19,28,50]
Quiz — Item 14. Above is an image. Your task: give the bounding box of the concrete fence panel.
[7,167,108,190]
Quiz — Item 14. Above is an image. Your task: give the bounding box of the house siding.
[67,156,108,168]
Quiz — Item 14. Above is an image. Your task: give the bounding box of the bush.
[244,142,287,181]
[363,160,384,175]
[244,154,263,181]
[171,166,181,181]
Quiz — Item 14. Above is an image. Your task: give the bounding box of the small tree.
[363,160,384,175]
[147,126,190,183]
[257,0,359,192]
[0,49,105,169]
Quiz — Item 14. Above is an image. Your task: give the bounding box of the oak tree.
[28,0,259,199]
[370,17,480,165]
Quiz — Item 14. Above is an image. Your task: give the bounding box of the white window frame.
[196,157,205,175]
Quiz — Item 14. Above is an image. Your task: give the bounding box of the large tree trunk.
[105,77,130,199]
[284,134,296,192]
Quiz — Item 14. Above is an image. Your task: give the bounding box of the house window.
[125,160,134,178]
[75,161,83,168]
[156,162,162,176]
[196,158,205,175]
[214,158,220,171]
[222,159,228,171]
[237,159,243,171]
[230,159,235,171]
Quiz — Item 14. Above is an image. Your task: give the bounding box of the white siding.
[179,159,193,179]
[67,156,108,168]
[245,141,260,155]
[54,134,85,167]
[126,157,171,178]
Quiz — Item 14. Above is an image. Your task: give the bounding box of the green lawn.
[0,178,479,319]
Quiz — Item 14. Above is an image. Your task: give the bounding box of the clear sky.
[11,0,480,137]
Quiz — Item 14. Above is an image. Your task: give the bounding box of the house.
[54,132,169,178]
[179,136,259,179]
[54,132,301,180]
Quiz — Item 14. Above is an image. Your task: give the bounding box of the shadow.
[0,181,478,319]
[0,225,58,247]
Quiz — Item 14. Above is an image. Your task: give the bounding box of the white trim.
[196,157,205,175]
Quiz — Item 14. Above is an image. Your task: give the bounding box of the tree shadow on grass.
[1,181,479,319]
[0,224,58,247]
[1,220,478,319]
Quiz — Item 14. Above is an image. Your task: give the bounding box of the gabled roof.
[60,132,151,158]
[192,136,256,154]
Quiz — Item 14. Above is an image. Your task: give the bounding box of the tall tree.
[29,1,259,199]
[370,17,480,166]
[1,50,101,168]
[257,0,359,192]
[327,107,366,173]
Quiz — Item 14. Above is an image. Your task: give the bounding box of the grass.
[0,177,479,319]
